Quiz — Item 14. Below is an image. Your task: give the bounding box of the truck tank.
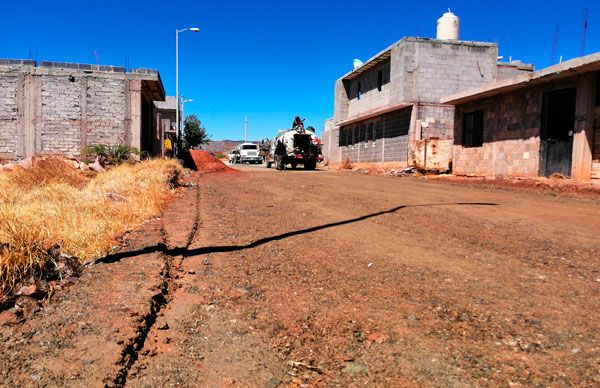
[266,117,322,170]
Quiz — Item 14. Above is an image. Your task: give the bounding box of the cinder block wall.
[345,60,392,119]
[453,88,542,178]
[398,39,498,104]
[0,64,21,158]
[0,60,162,159]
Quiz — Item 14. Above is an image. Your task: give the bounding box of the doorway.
[540,88,576,177]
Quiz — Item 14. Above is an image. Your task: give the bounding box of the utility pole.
[550,23,560,64]
[244,114,248,142]
[580,8,588,56]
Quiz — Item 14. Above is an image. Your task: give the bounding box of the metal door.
[540,88,576,177]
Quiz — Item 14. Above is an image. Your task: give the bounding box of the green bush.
[84,144,140,165]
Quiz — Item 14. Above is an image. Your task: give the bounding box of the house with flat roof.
[0,59,166,159]
[442,53,600,181]
[321,12,534,170]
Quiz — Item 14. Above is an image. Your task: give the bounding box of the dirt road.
[2,165,599,386]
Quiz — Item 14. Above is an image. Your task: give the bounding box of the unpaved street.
[2,166,600,386]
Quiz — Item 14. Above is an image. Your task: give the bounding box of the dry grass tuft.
[7,156,88,189]
[0,158,183,297]
[340,157,354,170]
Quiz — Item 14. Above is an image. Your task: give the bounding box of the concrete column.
[34,75,42,154]
[127,79,142,151]
[79,77,88,152]
[16,73,25,158]
[16,73,37,158]
[572,75,594,180]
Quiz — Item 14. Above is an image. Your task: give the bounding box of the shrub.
[83,144,140,166]
[340,157,354,170]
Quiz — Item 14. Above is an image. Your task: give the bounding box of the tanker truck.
[266,117,322,170]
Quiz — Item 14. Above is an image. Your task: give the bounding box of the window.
[366,123,373,141]
[241,144,258,150]
[357,81,362,100]
[377,70,383,92]
[462,111,484,148]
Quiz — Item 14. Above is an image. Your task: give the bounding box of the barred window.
[462,111,484,148]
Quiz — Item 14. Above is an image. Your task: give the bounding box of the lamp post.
[176,26,199,154]
[180,96,193,146]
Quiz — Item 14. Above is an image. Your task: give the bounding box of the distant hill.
[202,140,260,155]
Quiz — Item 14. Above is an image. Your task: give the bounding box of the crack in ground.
[107,180,201,387]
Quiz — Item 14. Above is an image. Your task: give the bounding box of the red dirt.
[1,166,599,386]
[189,150,238,174]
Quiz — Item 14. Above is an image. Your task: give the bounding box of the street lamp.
[176,26,199,153]
[180,96,193,144]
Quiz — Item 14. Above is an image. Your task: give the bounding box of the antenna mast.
[244,114,248,142]
[550,23,560,64]
[580,8,588,56]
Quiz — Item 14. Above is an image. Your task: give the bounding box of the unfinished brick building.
[442,53,600,181]
[321,12,533,170]
[0,59,166,159]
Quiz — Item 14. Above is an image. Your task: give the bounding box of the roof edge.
[442,52,600,105]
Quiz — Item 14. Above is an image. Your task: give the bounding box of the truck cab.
[237,142,262,164]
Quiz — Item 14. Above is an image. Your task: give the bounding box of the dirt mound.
[189,150,238,174]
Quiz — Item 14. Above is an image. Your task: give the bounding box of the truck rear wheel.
[304,160,316,170]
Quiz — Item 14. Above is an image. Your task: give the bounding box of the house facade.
[0,59,166,159]
[442,54,600,181]
[321,34,533,170]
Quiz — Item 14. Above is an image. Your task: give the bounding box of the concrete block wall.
[339,135,409,164]
[85,76,126,146]
[335,39,495,123]
[0,71,19,157]
[337,107,412,164]
[453,88,541,177]
[399,39,498,104]
[497,62,535,80]
[40,74,82,154]
[417,104,455,139]
[345,60,392,118]
[0,60,163,159]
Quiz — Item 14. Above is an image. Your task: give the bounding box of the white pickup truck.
[237,142,262,164]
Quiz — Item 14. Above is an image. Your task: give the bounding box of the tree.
[182,114,210,150]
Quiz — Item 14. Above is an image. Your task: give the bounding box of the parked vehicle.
[237,142,262,164]
[228,149,240,164]
[266,117,322,170]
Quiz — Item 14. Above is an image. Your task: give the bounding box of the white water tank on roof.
[437,10,460,40]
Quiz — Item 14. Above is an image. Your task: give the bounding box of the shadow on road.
[95,202,498,264]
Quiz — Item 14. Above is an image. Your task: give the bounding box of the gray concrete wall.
[497,62,535,80]
[337,106,412,165]
[0,67,21,158]
[0,60,163,159]
[399,39,498,104]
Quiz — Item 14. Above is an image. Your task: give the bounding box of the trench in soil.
[107,182,201,387]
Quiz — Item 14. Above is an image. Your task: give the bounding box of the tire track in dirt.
[108,179,201,387]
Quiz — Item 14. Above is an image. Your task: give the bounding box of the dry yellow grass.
[0,158,183,297]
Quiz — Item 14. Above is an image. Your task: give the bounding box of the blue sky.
[1,0,598,140]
